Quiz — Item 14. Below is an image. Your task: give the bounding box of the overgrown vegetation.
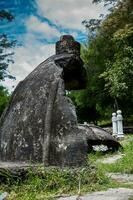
[0,10,15,116]
[70,0,133,123]
[0,85,10,116]
[98,137,133,174]
[89,135,133,174]
[0,166,114,200]
[129,196,133,200]
[0,135,133,199]
[0,1,132,199]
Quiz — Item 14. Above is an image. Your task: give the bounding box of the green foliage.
[1,135,133,200]
[0,167,112,200]
[0,10,14,21]
[102,27,133,92]
[68,88,101,123]
[70,0,133,122]
[0,10,15,81]
[0,85,10,116]
[99,0,133,116]
[0,34,15,80]
[90,135,133,174]
[129,196,133,200]
[0,10,15,115]
[99,138,133,174]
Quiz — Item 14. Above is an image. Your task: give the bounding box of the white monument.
[112,112,117,137]
[117,110,124,139]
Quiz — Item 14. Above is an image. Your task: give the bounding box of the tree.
[0,10,15,116]
[100,25,133,116]
[0,85,10,116]
[101,27,133,98]
[0,34,15,80]
[0,10,14,21]
[98,0,133,117]
[0,10,15,81]
[70,0,133,123]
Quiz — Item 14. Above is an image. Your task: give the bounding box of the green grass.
[128,196,133,200]
[0,166,118,200]
[0,135,133,199]
[91,135,133,174]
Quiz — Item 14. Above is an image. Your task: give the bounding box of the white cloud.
[37,0,107,30]
[2,0,107,92]
[26,16,61,39]
[3,36,55,91]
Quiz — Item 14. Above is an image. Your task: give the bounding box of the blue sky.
[0,0,106,91]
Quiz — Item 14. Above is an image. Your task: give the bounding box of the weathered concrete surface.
[58,188,133,200]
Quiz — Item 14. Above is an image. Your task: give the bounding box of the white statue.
[117,110,124,139]
[112,112,117,137]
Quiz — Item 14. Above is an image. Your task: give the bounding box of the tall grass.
[0,135,132,199]
[97,139,133,174]
[0,166,115,200]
